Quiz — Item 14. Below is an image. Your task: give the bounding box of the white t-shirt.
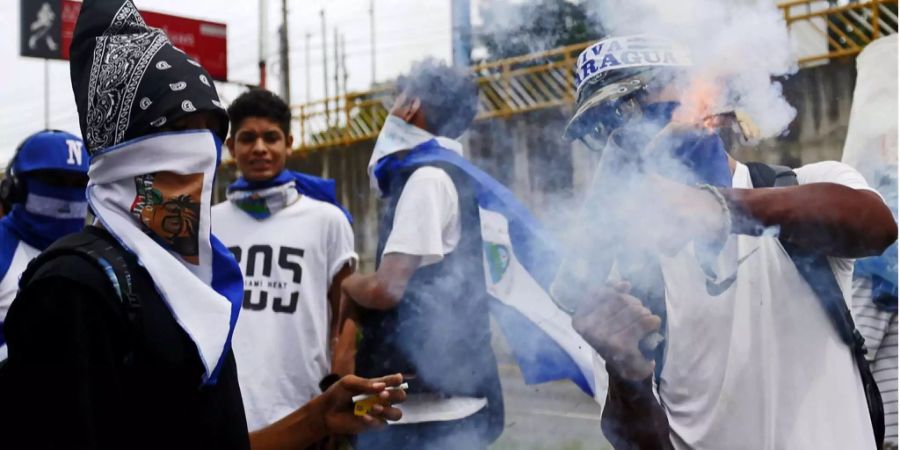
[212,196,357,432]
[0,240,40,360]
[658,161,878,450]
[383,166,462,263]
[381,163,489,424]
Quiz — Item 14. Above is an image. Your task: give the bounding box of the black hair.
[226,89,292,137]
[397,58,479,138]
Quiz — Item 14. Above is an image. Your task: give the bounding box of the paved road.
[490,322,611,450]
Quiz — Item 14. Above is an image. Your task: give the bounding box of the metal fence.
[780,0,898,65]
[290,0,898,153]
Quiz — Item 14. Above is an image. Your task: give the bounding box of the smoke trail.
[586,0,798,138]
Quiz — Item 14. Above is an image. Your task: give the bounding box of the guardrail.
[291,0,897,153]
[780,0,898,65]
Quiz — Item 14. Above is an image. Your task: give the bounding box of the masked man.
[559,35,897,449]
[0,1,403,449]
[342,57,605,449]
[0,130,90,361]
[338,59,504,450]
[212,89,357,432]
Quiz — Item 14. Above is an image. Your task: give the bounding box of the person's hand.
[315,374,406,436]
[572,282,662,381]
[644,174,729,255]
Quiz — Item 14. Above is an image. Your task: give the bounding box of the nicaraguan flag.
[374,139,607,404]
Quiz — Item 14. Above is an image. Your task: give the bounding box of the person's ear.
[225,137,235,157]
[403,97,421,123]
[286,133,294,149]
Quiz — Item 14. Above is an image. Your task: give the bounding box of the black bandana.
[69,0,228,155]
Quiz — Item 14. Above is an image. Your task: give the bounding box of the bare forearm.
[331,297,359,376]
[343,274,400,311]
[722,183,897,257]
[249,396,327,450]
[328,265,354,344]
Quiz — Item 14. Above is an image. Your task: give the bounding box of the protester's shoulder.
[298,195,350,223]
[27,250,116,292]
[409,165,454,183]
[25,229,131,297]
[11,252,121,331]
[211,199,240,218]
[405,166,458,196]
[794,160,873,191]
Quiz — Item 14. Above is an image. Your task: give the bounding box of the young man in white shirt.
[212,89,357,432]
[341,59,505,450]
[561,35,897,449]
[0,130,89,361]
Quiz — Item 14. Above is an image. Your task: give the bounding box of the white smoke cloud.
[587,0,798,138]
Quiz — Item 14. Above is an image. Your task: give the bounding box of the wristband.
[319,373,341,392]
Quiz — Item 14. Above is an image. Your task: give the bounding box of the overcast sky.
[0,0,490,161]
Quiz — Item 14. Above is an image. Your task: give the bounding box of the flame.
[671,76,724,131]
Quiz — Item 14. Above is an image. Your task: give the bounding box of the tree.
[478,0,604,61]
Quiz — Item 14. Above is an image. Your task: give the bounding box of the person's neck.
[727,154,737,175]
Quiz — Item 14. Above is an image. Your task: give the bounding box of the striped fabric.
[852,277,898,446]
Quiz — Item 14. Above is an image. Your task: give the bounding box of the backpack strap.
[746,162,885,448]
[17,230,143,363]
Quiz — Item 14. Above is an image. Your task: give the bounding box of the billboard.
[20,0,228,80]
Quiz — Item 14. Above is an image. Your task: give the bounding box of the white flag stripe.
[479,207,608,406]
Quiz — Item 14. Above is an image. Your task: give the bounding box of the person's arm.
[341,253,421,311]
[343,167,457,311]
[722,183,897,258]
[331,291,360,376]
[249,373,405,450]
[328,263,355,376]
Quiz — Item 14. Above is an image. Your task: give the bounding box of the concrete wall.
[214,59,859,271]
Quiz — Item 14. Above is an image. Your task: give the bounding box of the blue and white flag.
[374,139,606,403]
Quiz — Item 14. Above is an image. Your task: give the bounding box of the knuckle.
[640,314,662,330]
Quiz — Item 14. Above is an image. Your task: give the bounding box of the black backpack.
[0,229,142,375]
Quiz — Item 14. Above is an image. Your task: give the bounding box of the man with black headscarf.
[0,1,403,449]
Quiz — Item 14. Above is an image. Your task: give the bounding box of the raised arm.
[723,183,897,258]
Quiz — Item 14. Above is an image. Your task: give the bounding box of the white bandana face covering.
[368,115,437,192]
[368,115,467,195]
[87,130,242,385]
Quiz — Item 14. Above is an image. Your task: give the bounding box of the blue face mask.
[636,101,732,188]
[1,177,88,250]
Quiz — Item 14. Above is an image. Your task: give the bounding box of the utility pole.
[320,9,329,125]
[451,0,472,67]
[333,27,340,101]
[258,0,268,88]
[44,60,49,129]
[305,32,311,103]
[341,33,348,97]
[369,0,376,85]
[279,0,291,103]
